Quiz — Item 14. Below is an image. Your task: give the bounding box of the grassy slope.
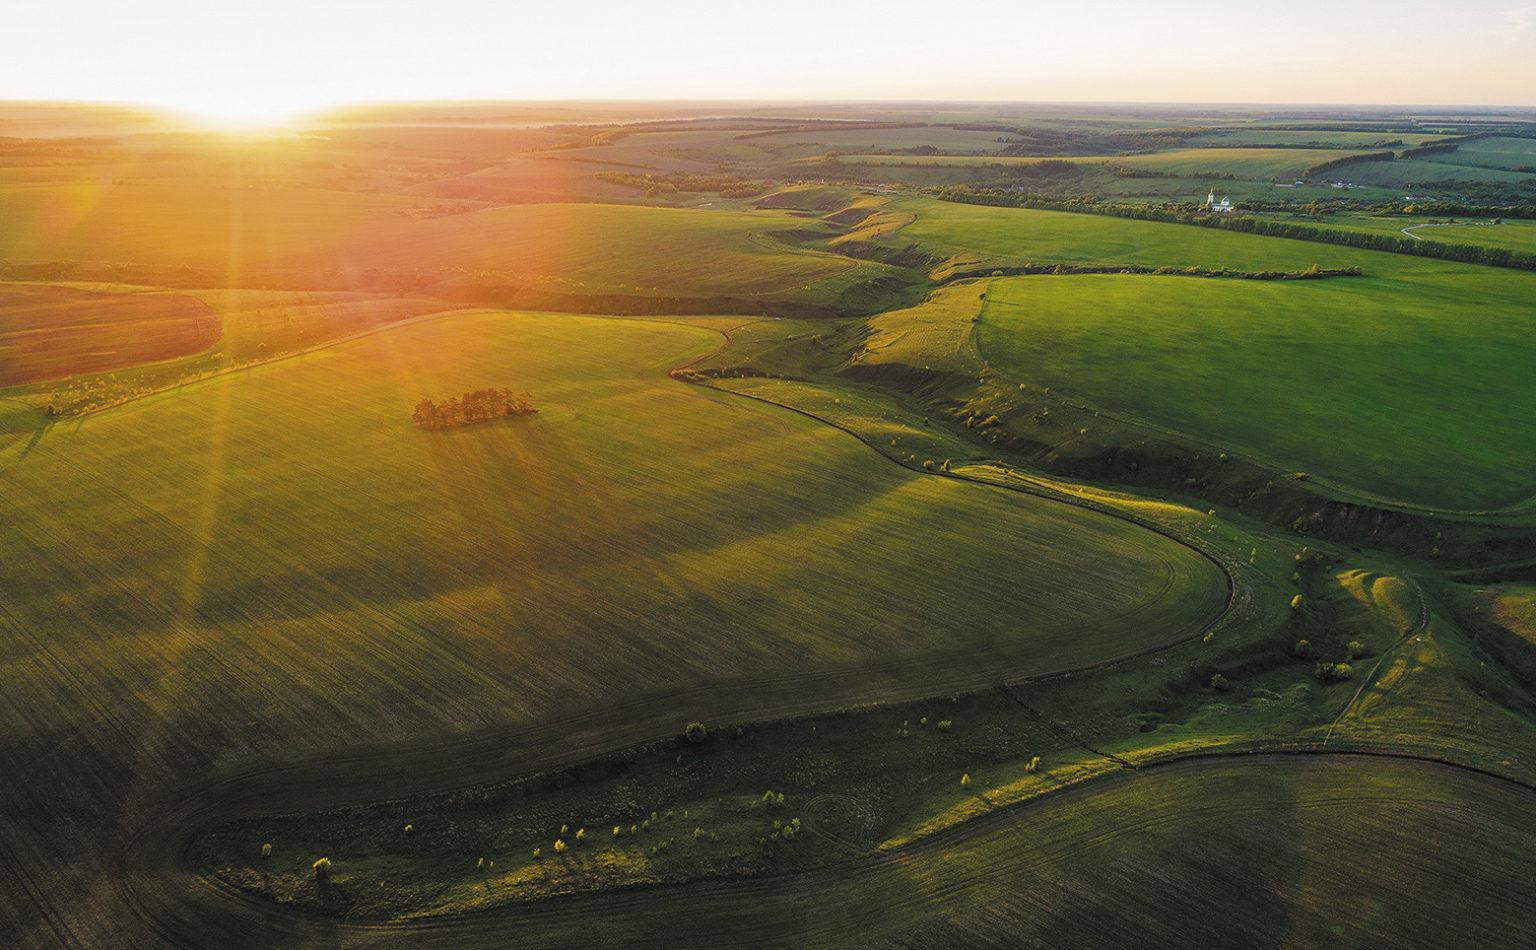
[0,182,895,308]
[837,148,1369,180]
[168,756,1536,949]
[0,283,219,385]
[974,272,1536,510]
[1435,136,1536,171]
[1490,585,1536,645]
[885,196,1375,272]
[1343,158,1535,187]
[0,310,1225,945]
[1278,212,1536,254]
[339,203,885,300]
[1183,129,1445,148]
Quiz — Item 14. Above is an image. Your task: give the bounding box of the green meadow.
[974,271,1536,510]
[881,196,1374,272]
[1274,211,1536,253]
[837,147,1369,180]
[0,308,1229,942]
[0,184,900,311]
[7,104,1536,948]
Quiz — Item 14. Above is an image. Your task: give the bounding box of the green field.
[150,755,1536,947]
[0,308,1229,943]
[8,103,1536,948]
[1340,157,1536,188]
[974,271,1536,510]
[0,184,901,311]
[1435,135,1536,171]
[838,147,1369,181]
[1271,212,1536,254]
[1183,129,1445,148]
[881,196,1369,272]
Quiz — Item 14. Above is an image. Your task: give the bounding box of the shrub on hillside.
[1315,662,1354,682]
[312,857,332,880]
[685,721,708,744]
[1294,639,1314,659]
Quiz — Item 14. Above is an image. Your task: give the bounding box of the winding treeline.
[935,190,1536,271]
[413,388,537,430]
[942,262,1362,282]
[1302,150,1394,178]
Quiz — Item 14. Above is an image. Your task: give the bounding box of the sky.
[7,0,1536,122]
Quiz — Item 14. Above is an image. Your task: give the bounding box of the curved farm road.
[125,753,1536,948]
[105,311,1250,946]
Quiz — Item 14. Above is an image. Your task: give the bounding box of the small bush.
[684,721,708,744]
[312,857,332,880]
[575,827,586,841]
[1294,639,1313,659]
[260,842,272,859]
[1316,662,1354,683]
[1210,673,1230,692]
[1025,756,1041,773]
[1290,594,1305,611]
[937,719,953,731]
[554,838,567,853]
[960,772,972,788]
[613,825,622,837]
[403,823,413,835]
[1348,640,1367,659]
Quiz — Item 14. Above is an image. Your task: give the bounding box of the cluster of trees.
[1003,159,1081,180]
[935,189,1536,272]
[412,388,536,430]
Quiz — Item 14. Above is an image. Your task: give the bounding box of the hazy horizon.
[11,0,1536,123]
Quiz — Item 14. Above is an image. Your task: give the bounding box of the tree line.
[412,388,537,430]
[942,261,1362,282]
[1302,150,1394,179]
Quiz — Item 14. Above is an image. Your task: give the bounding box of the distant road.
[1401,221,1498,241]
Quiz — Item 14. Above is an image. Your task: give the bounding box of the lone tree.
[312,857,332,881]
[685,721,708,744]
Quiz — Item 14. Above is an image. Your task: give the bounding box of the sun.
[162,94,327,133]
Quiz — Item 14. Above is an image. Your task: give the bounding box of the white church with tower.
[1204,190,1234,213]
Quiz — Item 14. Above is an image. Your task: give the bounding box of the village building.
[1204,190,1234,212]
